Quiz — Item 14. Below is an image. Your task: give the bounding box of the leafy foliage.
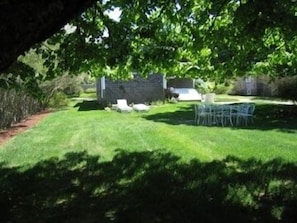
[40,1,297,80]
[2,0,297,91]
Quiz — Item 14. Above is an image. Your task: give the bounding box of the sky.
[106,7,122,22]
[64,7,121,34]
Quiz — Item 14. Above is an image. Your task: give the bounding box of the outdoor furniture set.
[194,103,255,126]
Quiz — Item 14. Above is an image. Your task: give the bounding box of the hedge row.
[0,89,42,130]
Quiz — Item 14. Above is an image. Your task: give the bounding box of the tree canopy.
[1,0,297,89]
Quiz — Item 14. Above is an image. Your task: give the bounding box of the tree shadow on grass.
[144,103,297,132]
[253,104,297,132]
[145,103,196,125]
[1,150,297,223]
[73,100,101,111]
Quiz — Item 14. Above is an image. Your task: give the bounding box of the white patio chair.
[215,105,233,126]
[194,104,214,125]
[133,104,150,112]
[116,99,133,112]
[235,103,255,125]
[245,103,255,124]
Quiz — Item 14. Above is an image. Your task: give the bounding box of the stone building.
[167,77,194,88]
[96,74,166,104]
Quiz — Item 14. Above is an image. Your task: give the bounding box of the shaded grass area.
[73,100,101,111]
[1,150,296,223]
[144,102,297,132]
[254,104,297,131]
[250,96,295,103]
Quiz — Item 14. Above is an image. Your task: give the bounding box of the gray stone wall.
[167,78,194,88]
[97,74,165,104]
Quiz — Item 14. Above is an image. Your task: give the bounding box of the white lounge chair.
[133,104,150,112]
[116,99,133,112]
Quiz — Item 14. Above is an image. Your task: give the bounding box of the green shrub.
[195,80,215,94]
[63,85,82,97]
[62,78,83,97]
[40,74,83,106]
[49,92,69,108]
[214,83,233,94]
[277,76,297,102]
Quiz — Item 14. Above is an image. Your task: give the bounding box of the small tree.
[39,73,82,107]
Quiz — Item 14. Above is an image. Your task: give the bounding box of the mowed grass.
[1,98,297,223]
[1,99,297,166]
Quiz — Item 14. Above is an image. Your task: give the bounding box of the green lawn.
[1,99,297,166]
[1,98,297,222]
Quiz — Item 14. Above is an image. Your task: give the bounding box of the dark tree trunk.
[0,0,96,72]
